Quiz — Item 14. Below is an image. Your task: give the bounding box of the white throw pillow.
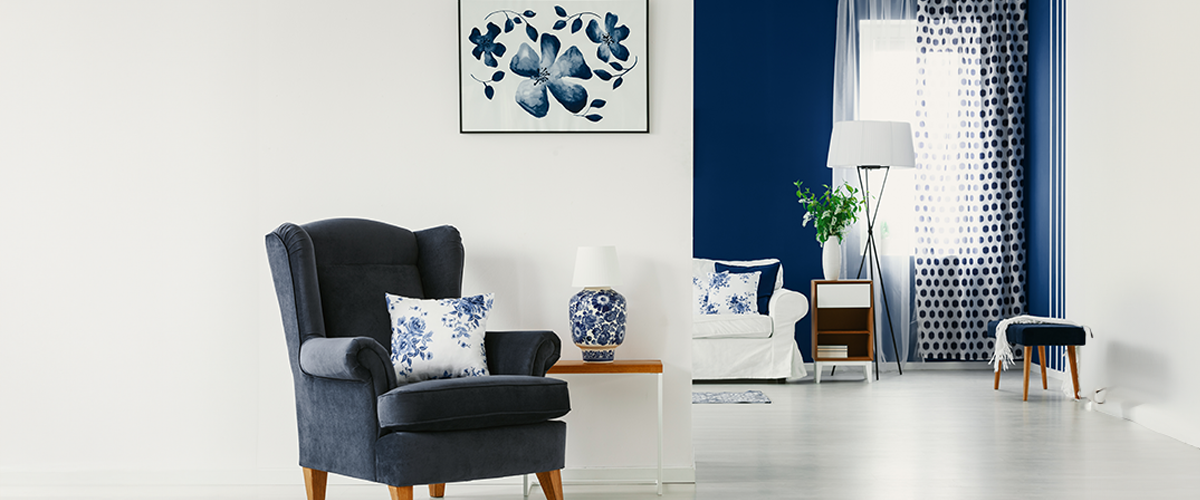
[703,271,760,315]
[385,292,493,383]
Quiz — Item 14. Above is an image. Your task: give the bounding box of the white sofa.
[692,258,809,380]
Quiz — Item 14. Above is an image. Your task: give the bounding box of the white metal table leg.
[657,371,663,495]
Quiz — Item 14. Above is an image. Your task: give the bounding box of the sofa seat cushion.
[378,375,570,432]
[693,314,773,339]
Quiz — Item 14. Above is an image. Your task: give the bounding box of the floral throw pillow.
[385,292,493,383]
[703,271,760,315]
[693,274,712,315]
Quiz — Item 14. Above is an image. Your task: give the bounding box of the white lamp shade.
[572,246,621,288]
[826,120,916,169]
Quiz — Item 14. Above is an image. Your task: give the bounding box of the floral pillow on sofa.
[385,292,493,383]
[694,271,760,315]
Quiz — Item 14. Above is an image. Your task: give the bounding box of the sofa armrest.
[485,330,562,376]
[300,336,397,396]
[768,288,809,328]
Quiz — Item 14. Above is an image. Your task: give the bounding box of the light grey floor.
[6,370,1199,499]
[695,368,1200,499]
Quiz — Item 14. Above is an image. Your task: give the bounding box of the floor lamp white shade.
[827,120,916,169]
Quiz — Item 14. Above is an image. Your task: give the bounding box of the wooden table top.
[547,359,663,374]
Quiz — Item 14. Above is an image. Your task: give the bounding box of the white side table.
[533,360,664,496]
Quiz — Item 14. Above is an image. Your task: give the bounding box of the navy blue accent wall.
[1025,0,1051,318]
[694,0,839,361]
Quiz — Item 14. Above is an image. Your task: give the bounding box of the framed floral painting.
[459,0,648,133]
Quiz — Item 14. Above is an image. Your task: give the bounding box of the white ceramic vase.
[822,237,841,280]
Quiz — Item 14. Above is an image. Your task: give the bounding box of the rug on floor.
[692,390,771,404]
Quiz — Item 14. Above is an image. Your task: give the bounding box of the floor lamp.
[826,120,915,378]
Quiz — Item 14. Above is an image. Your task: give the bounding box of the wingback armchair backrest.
[268,218,465,354]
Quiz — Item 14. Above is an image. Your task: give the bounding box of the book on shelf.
[817,345,848,358]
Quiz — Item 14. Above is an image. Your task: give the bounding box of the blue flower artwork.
[586,13,629,62]
[468,22,507,67]
[459,0,647,132]
[511,33,592,117]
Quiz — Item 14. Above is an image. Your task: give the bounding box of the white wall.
[0,0,694,486]
[1066,0,1200,447]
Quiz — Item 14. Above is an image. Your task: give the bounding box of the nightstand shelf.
[811,280,874,383]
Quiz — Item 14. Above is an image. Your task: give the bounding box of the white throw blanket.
[989,315,1094,373]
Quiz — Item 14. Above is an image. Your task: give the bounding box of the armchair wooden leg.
[1022,346,1032,401]
[994,366,1001,390]
[535,469,564,500]
[428,483,446,498]
[303,467,327,500]
[388,485,413,500]
[1038,346,1048,390]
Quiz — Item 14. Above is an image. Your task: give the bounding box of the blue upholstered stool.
[986,320,1087,401]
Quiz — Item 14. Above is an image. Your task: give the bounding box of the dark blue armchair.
[266,218,570,500]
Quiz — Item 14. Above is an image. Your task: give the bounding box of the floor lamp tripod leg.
[869,235,903,375]
[854,166,902,377]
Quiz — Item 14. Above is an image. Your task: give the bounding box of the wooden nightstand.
[811,280,874,383]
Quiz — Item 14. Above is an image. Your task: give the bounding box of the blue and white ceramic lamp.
[568,246,626,363]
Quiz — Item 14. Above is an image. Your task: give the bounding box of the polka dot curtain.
[913,0,1027,361]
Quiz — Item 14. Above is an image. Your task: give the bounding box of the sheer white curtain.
[832,0,918,372]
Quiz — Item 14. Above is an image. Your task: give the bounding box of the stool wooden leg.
[1067,345,1081,399]
[994,366,1001,390]
[1022,346,1032,401]
[428,484,446,498]
[1038,346,1048,390]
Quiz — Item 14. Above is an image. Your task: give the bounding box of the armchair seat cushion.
[378,375,570,432]
[692,314,773,339]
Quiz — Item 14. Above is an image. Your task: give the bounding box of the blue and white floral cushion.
[702,271,760,315]
[385,292,493,383]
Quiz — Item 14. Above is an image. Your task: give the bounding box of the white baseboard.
[0,466,695,488]
[805,361,994,373]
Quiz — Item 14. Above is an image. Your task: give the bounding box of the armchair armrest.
[485,330,561,376]
[300,336,397,396]
[768,288,809,328]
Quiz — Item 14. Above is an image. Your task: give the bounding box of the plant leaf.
[590,99,607,108]
[553,20,567,30]
[492,71,505,82]
[484,85,495,100]
[610,62,624,71]
[613,77,623,89]
[504,18,514,33]
[514,17,522,24]
[571,18,582,33]
[594,69,612,80]
[523,10,536,17]
[554,5,567,17]
[585,114,603,122]
[526,25,537,42]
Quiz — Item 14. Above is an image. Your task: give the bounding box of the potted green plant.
[794,181,863,280]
